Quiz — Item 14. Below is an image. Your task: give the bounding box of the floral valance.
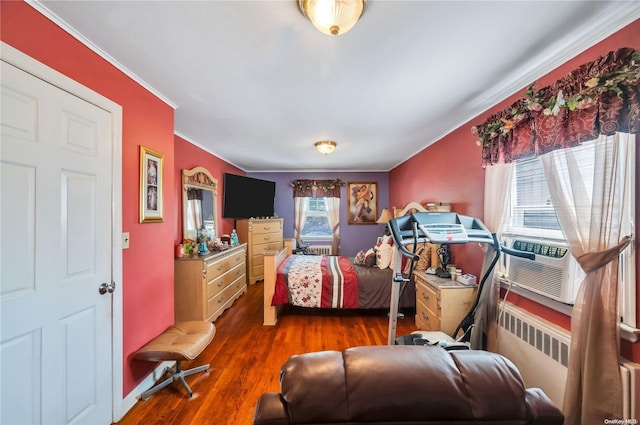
[291,179,345,198]
[474,47,640,166]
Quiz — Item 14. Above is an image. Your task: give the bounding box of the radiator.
[498,302,639,417]
[307,245,332,255]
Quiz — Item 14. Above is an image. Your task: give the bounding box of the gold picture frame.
[140,145,164,223]
[347,182,378,225]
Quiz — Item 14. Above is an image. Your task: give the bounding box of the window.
[504,157,563,239]
[300,197,332,240]
[502,137,636,328]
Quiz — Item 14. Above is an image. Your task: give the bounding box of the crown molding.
[27,0,178,109]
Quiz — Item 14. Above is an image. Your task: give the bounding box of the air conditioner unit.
[501,237,584,304]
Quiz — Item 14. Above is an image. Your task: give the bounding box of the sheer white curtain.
[325,197,340,255]
[540,132,633,424]
[293,197,309,242]
[483,163,515,238]
[478,162,515,352]
[186,199,202,238]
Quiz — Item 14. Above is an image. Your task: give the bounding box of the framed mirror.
[182,166,217,242]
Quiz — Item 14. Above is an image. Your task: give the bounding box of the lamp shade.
[299,0,365,36]
[376,208,393,224]
[315,141,337,155]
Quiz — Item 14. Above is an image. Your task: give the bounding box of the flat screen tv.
[222,173,276,219]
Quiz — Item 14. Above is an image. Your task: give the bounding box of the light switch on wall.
[122,232,130,249]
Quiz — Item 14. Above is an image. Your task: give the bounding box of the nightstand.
[413,270,476,336]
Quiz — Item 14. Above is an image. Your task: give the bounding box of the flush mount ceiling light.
[298,0,366,36]
[315,141,337,155]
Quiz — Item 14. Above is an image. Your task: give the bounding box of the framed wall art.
[140,145,164,223]
[347,182,378,225]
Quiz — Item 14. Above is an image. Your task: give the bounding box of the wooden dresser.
[174,243,247,323]
[236,218,283,284]
[413,270,476,335]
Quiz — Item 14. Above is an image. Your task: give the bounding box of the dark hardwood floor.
[114,282,418,425]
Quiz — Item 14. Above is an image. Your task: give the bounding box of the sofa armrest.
[525,388,564,425]
[253,392,289,425]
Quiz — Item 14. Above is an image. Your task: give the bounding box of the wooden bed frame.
[263,246,291,325]
[262,202,430,326]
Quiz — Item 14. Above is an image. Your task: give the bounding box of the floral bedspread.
[271,255,359,308]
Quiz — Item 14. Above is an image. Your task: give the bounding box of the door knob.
[99,281,116,295]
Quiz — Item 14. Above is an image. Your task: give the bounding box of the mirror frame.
[182,166,218,242]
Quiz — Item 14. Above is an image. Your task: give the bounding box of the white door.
[1,60,113,424]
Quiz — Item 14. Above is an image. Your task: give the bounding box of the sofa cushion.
[280,350,348,423]
[279,345,535,423]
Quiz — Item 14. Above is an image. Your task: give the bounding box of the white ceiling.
[35,1,640,172]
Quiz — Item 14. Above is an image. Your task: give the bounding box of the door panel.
[1,60,113,425]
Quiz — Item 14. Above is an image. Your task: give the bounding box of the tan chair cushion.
[134,321,215,362]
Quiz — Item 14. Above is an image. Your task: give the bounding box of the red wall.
[2,1,170,396]
[174,135,246,241]
[390,19,640,362]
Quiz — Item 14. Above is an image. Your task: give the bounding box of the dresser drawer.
[205,250,245,280]
[251,231,282,245]
[207,274,246,317]
[207,262,245,298]
[415,299,440,331]
[253,240,284,257]
[415,279,439,314]
[251,221,282,235]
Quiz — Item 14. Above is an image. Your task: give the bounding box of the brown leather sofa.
[253,345,563,425]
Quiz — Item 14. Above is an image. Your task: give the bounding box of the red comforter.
[271,255,359,308]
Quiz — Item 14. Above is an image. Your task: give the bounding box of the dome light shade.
[299,0,365,36]
[315,141,337,154]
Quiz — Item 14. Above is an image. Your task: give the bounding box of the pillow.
[375,234,394,251]
[353,250,366,266]
[415,244,433,271]
[376,243,393,269]
[364,248,377,267]
[403,244,425,274]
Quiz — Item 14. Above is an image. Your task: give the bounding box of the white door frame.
[1,42,124,422]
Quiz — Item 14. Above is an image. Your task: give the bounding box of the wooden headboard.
[393,201,428,218]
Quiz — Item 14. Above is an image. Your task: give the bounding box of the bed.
[262,202,433,326]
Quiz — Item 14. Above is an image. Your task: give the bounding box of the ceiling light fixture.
[298,0,365,36]
[315,141,337,155]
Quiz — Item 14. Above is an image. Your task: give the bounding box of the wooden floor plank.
[115,282,417,425]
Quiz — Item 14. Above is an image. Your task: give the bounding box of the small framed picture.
[347,182,378,225]
[140,146,164,223]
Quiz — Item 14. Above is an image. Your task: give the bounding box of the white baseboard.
[117,361,175,422]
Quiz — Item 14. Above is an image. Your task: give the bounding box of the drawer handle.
[218,296,225,303]
[421,312,429,320]
[422,293,430,301]
[264,226,271,230]
[264,236,271,241]
[217,281,224,287]
[216,265,223,271]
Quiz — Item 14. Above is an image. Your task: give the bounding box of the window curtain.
[541,132,633,425]
[293,197,308,242]
[479,162,514,352]
[472,47,638,424]
[186,188,203,236]
[483,163,515,238]
[324,197,340,255]
[474,48,639,167]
